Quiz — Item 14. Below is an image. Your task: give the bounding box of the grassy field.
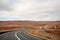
[0,21,60,40]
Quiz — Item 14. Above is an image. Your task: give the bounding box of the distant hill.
[0,21,60,31]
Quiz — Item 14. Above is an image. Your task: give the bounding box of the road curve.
[0,30,43,40]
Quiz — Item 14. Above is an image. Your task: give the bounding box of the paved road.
[0,30,43,40]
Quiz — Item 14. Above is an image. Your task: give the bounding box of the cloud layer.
[0,0,60,21]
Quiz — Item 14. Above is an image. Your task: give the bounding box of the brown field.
[0,21,60,40]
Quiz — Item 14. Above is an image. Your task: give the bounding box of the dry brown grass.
[0,21,60,40]
[0,26,23,31]
[27,29,60,40]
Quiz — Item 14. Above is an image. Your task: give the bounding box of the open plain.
[0,21,60,40]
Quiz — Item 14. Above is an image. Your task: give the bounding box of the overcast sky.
[0,0,60,21]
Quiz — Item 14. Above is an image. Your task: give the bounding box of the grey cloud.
[0,0,16,11]
[0,0,60,21]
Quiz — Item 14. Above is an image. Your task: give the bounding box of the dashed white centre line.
[15,32,21,40]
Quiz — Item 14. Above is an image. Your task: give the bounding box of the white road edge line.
[15,32,21,40]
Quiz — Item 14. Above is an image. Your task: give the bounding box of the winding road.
[0,30,43,40]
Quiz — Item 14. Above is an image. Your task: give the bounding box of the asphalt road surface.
[0,30,44,40]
